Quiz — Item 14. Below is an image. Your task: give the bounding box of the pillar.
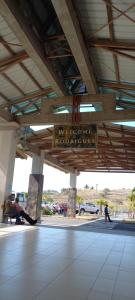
[67,170,77,218]
[0,129,17,221]
[27,151,44,220]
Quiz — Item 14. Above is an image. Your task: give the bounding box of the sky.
[12,156,135,193]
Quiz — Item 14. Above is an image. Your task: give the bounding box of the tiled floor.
[0,224,135,300]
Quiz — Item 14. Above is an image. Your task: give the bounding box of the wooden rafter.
[17,106,135,125]
[98,81,135,91]
[89,39,135,51]
[0,51,28,70]
[102,47,135,62]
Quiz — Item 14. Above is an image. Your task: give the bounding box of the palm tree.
[96,198,108,215]
[76,195,84,215]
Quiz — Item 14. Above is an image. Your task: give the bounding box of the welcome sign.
[53,125,97,148]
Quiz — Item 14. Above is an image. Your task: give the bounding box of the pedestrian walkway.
[0,223,135,299]
[41,215,93,227]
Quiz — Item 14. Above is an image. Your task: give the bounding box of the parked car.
[77,203,99,214]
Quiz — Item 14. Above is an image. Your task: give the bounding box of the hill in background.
[43,188,132,210]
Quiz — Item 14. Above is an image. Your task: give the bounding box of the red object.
[72,95,81,123]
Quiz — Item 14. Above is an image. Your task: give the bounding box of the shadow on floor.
[38,219,135,236]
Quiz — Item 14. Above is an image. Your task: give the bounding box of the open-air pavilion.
[0,1,135,299]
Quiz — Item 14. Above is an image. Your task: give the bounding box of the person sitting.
[2,194,16,223]
[13,198,37,225]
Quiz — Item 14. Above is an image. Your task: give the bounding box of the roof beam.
[102,48,135,62]
[0,0,65,96]
[18,107,135,125]
[99,81,135,91]
[89,39,135,51]
[41,93,115,113]
[51,0,97,94]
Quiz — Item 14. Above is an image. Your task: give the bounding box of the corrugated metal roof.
[4,64,38,95]
[90,48,116,81]
[118,54,135,83]
[23,59,50,89]
[0,15,23,54]
[75,0,110,38]
[0,12,54,113]
[0,74,22,99]
[75,0,135,88]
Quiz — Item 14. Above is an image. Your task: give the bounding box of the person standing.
[104,204,112,222]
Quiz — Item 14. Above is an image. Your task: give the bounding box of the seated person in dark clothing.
[13,198,37,225]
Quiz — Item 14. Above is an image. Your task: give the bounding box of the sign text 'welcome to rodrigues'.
[53,125,97,148]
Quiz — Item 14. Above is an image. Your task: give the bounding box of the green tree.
[84,184,89,189]
[76,195,84,215]
[96,198,108,215]
[128,191,135,218]
[42,194,53,203]
[132,187,135,193]
[24,192,28,199]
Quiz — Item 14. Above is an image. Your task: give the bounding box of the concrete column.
[0,129,17,221]
[67,170,77,218]
[27,151,44,220]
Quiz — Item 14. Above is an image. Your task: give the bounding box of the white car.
[77,203,99,214]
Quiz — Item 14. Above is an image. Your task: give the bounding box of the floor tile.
[87,290,112,300]
[92,278,115,294]
[117,270,135,283]
[98,265,119,280]
[113,281,135,298]
[112,296,135,300]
